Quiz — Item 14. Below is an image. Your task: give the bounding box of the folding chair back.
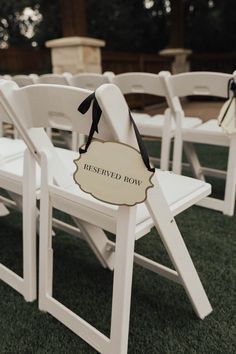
[168,71,231,99]
[2,75,12,80]
[37,74,70,85]
[13,74,38,87]
[163,71,233,143]
[112,72,168,97]
[37,74,84,149]
[69,73,109,90]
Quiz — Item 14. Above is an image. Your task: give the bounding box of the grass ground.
[0,142,235,353]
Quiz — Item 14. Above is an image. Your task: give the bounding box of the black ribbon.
[78,92,102,154]
[219,78,236,127]
[128,111,155,172]
[78,92,155,173]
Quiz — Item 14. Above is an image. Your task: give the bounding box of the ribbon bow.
[78,91,155,172]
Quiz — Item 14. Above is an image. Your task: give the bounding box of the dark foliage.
[0,0,235,53]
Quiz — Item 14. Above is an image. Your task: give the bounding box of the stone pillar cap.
[46,36,105,48]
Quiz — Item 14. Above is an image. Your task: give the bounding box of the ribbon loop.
[78,92,102,154]
[129,112,155,172]
[78,92,95,114]
[219,78,236,127]
[227,78,236,98]
[230,81,236,97]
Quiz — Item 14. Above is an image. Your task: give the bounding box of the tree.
[0,0,236,53]
[185,0,236,52]
[0,0,62,48]
[86,0,168,52]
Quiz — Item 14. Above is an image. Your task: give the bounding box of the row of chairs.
[0,79,214,353]
[0,72,112,89]
[2,70,236,216]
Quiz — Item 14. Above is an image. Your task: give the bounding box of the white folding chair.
[0,81,115,302]
[13,74,38,87]
[164,71,236,215]
[112,72,202,170]
[0,81,212,352]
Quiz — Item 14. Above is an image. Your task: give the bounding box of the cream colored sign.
[73,141,154,206]
[218,98,236,134]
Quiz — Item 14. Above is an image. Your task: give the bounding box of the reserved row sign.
[73,141,154,206]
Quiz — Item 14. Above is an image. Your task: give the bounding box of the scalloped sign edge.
[73,141,154,206]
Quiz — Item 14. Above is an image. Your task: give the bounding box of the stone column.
[159,48,192,74]
[45,36,105,74]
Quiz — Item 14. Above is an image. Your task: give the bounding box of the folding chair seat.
[0,137,26,161]
[112,72,202,171]
[163,71,236,215]
[48,168,210,236]
[0,81,212,353]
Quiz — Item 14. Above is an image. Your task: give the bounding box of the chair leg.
[0,203,9,216]
[107,206,137,354]
[172,127,183,175]
[160,110,172,171]
[73,219,115,270]
[183,142,205,181]
[223,136,236,216]
[13,127,19,139]
[71,132,79,151]
[22,149,37,302]
[160,132,172,171]
[39,153,53,311]
[46,127,52,139]
[146,185,212,319]
[78,134,85,148]
[71,132,85,150]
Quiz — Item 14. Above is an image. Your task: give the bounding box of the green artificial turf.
[0,143,235,353]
